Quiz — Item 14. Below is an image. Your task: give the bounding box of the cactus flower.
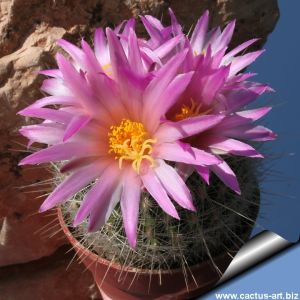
[19,28,223,247]
[140,10,276,192]
[18,10,276,247]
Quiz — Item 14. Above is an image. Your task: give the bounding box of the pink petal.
[213,20,235,52]
[146,72,194,130]
[209,137,263,158]
[19,124,64,145]
[39,69,62,78]
[155,160,196,211]
[141,168,179,219]
[73,166,119,226]
[18,107,72,124]
[200,66,230,106]
[106,28,129,77]
[80,39,103,74]
[155,114,224,143]
[121,18,136,36]
[210,160,241,194]
[154,142,221,166]
[94,28,109,65]
[229,50,264,77]
[140,16,163,48]
[191,10,209,54]
[57,39,85,67]
[225,84,270,113]
[236,107,272,121]
[153,34,183,59]
[41,78,70,96]
[223,39,259,62]
[88,182,122,232]
[29,96,76,108]
[39,161,107,212]
[120,170,142,248]
[168,8,183,36]
[60,157,100,173]
[195,165,210,184]
[224,125,277,142]
[63,114,91,141]
[128,29,144,74]
[143,50,188,116]
[56,53,98,112]
[19,141,98,165]
[221,107,272,128]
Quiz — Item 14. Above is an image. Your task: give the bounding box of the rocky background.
[0,0,279,299]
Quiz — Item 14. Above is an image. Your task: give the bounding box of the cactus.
[60,156,260,273]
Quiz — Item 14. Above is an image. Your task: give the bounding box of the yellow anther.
[108,119,156,173]
[174,99,212,121]
[101,63,112,76]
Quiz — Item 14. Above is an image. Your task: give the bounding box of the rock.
[0,246,101,300]
[0,136,67,266]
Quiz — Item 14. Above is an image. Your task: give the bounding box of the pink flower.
[19,28,222,247]
[140,9,276,193]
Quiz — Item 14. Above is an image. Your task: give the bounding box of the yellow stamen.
[193,49,206,56]
[108,119,156,173]
[175,99,212,121]
[102,63,112,76]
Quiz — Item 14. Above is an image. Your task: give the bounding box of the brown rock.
[0,137,67,266]
[0,246,101,300]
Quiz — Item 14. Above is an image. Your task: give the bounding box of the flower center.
[108,119,156,173]
[175,99,212,121]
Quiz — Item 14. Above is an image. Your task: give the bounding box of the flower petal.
[224,125,277,141]
[88,181,123,232]
[195,165,210,184]
[40,161,107,212]
[222,38,259,63]
[73,166,120,226]
[19,123,64,145]
[210,160,241,194]
[18,107,72,124]
[41,78,70,96]
[63,114,91,141]
[141,167,179,219]
[29,96,76,108]
[213,20,235,52]
[229,50,264,77]
[154,142,221,166]
[155,160,196,211]
[190,10,209,54]
[94,28,110,65]
[225,84,270,113]
[57,39,85,68]
[56,53,99,112]
[209,137,263,158]
[145,71,194,130]
[155,114,224,143]
[19,141,99,165]
[120,169,142,248]
[143,50,188,107]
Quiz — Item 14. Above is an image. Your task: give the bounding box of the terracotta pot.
[57,209,233,299]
